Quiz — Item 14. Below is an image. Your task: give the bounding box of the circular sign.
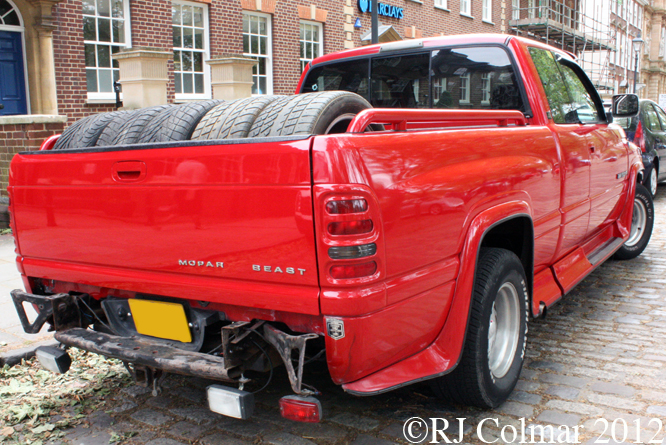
[358,0,369,13]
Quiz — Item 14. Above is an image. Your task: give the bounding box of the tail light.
[634,121,646,153]
[279,395,322,422]
[316,186,382,283]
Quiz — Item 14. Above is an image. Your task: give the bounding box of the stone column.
[112,48,172,109]
[28,0,62,115]
[207,56,257,100]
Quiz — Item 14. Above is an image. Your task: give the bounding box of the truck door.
[555,60,627,233]
[528,47,590,254]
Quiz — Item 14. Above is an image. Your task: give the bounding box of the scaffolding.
[510,0,615,93]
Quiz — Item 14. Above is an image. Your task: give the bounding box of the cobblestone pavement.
[9,190,666,445]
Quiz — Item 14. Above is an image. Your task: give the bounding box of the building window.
[483,0,492,22]
[461,0,471,16]
[243,11,272,95]
[512,0,519,20]
[83,0,131,98]
[460,72,470,103]
[528,0,535,18]
[173,1,209,98]
[299,21,322,72]
[434,0,447,9]
[481,73,490,104]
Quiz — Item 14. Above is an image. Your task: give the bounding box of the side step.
[55,328,241,381]
[588,237,624,265]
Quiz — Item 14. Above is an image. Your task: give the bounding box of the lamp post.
[632,35,644,94]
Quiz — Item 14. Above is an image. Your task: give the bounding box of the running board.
[588,237,624,265]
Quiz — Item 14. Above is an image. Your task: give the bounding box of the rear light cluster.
[323,196,379,280]
[634,121,646,153]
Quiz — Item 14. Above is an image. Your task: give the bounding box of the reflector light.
[330,261,377,279]
[326,199,367,214]
[207,385,254,420]
[279,395,322,423]
[328,219,373,235]
[634,121,646,153]
[329,243,376,259]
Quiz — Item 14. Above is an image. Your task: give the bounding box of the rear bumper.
[55,327,242,381]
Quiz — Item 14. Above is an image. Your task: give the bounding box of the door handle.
[112,161,146,182]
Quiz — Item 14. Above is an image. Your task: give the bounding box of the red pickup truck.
[10,34,653,421]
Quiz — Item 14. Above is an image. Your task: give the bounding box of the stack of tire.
[53,92,372,150]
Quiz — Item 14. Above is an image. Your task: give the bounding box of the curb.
[0,338,60,367]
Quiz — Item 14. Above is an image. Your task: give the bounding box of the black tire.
[98,105,175,146]
[260,91,372,137]
[248,96,293,138]
[54,111,128,149]
[96,110,141,147]
[191,96,282,140]
[430,248,528,408]
[135,100,224,143]
[613,183,654,260]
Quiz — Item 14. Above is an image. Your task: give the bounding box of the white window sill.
[481,100,490,105]
[435,6,450,12]
[460,100,471,104]
[175,95,212,103]
[482,19,494,25]
[408,0,423,3]
[86,98,119,105]
[460,13,474,19]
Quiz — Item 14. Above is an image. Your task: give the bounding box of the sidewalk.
[0,234,54,363]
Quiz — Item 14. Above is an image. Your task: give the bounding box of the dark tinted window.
[301,58,369,99]
[644,104,661,132]
[652,103,666,130]
[370,53,430,108]
[431,47,524,111]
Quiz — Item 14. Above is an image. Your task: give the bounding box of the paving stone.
[87,411,115,430]
[199,434,253,445]
[175,386,206,404]
[131,408,173,427]
[122,385,152,398]
[515,381,542,392]
[216,420,268,441]
[263,432,318,445]
[166,421,208,440]
[587,393,645,411]
[591,382,635,397]
[497,401,535,418]
[169,407,222,425]
[288,422,349,441]
[545,400,604,416]
[146,395,176,408]
[647,405,666,417]
[528,360,566,372]
[329,412,381,431]
[537,373,589,388]
[69,430,112,445]
[536,410,581,427]
[508,391,542,405]
[351,434,399,445]
[109,400,138,413]
[145,439,188,445]
[545,385,580,400]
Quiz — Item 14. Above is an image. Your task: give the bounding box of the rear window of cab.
[300,46,526,113]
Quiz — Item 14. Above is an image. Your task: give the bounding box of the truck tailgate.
[9,137,320,315]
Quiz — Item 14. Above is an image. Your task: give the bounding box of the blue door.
[0,31,27,115]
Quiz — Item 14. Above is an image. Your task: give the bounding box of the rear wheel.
[430,248,528,408]
[648,166,658,197]
[614,183,654,260]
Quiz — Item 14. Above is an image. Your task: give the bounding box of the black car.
[614,99,666,197]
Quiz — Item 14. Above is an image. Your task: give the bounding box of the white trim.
[0,0,30,114]
[173,0,211,100]
[243,10,273,95]
[460,13,474,19]
[482,0,492,22]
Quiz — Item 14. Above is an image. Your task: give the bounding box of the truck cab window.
[370,53,430,108]
[301,59,369,99]
[430,47,524,111]
[557,63,601,124]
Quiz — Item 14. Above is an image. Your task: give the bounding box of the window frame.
[482,0,492,22]
[243,10,273,95]
[172,0,211,101]
[460,0,471,17]
[299,20,323,73]
[83,0,132,101]
[459,72,470,104]
[434,0,448,10]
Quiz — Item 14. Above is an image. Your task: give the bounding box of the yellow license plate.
[128,299,192,343]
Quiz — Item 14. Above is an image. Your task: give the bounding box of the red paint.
[39,134,60,151]
[10,35,645,397]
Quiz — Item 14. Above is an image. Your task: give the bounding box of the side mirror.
[612,94,639,117]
